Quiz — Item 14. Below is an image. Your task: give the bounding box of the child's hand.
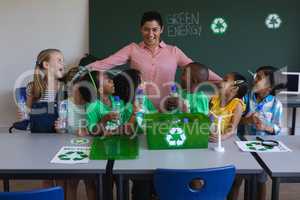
[209,133,218,143]
[244,112,256,124]
[122,123,135,136]
[254,117,266,131]
[77,128,89,137]
[16,109,26,121]
[133,103,140,113]
[54,119,62,133]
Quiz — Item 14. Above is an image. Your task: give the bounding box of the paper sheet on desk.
[51,146,90,164]
[235,141,291,152]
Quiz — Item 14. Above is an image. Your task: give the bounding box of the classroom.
[0,0,300,200]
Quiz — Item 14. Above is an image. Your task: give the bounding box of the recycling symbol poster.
[166,127,187,147]
[51,146,90,164]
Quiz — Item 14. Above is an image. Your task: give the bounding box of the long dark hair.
[113,69,141,103]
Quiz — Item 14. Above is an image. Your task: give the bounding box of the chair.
[0,186,64,200]
[154,165,236,200]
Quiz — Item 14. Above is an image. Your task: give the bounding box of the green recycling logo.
[166,127,186,146]
[246,142,273,151]
[265,14,282,29]
[58,151,88,161]
[105,121,119,131]
[211,18,228,34]
[70,138,89,145]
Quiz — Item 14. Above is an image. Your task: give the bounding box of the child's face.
[44,52,65,79]
[99,74,115,95]
[220,74,236,96]
[71,84,85,105]
[181,65,206,90]
[253,70,271,94]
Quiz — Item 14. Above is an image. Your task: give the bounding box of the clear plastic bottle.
[135,88,145,112]
[135,88,145,127]
[18,96,28,120]
[184,99,190,113]
[169,84,180,112]
[112,96,121,126]
[58,100,68,133]
[170,84,179,98]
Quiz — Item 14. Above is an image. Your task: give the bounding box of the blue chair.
[154,165,236,200]
[0,186,64,200]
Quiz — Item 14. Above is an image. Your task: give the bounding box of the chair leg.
[3,179,9,192]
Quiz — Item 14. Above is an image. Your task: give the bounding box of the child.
[243,66,283,136]
[86,71,133,136]
[55,67,93,135]
[20,49,65,188]
[209,72,248,142]
[113,69,157,200]
[230,66,284,200]
[26,49,65,108]
[23,49,65,133]
[54,67,96,200]
[164,62,210,114]
[113,69,157,134]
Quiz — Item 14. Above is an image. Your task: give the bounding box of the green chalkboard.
[90,0,300,79]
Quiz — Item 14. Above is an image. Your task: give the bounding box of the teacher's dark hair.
[141,11,163,28]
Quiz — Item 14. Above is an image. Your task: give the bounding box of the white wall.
[0,0,89,127]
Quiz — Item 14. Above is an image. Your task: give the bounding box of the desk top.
[277,94,300,107]
[113,135,262,175]
[245,135,300,177]
[0,133,107,174]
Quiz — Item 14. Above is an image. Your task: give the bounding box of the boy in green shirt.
[86,72,133,136]
[113,69,157,133]
[165,62,210,114]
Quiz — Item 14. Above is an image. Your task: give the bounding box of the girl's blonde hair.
[32,49,62,100]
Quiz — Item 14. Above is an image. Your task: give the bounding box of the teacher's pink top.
[90,41,221,109]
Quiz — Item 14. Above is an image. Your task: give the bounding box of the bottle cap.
[171,84,177,93]
[183,118,189,123]
[114,96,120,102]
[137,88,144,95]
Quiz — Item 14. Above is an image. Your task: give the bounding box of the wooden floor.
[1,179,300,200]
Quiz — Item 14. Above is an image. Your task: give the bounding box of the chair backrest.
[154,165,236,200]
[0,186,64,200]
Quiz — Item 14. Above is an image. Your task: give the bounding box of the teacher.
[90,11,221,109]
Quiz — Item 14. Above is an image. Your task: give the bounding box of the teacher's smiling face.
[140,20,163,47]
[140,11,164,48]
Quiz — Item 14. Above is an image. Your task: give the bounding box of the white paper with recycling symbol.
[51,146,90,164]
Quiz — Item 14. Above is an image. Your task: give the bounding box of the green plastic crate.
[90,135,139,160]
[144,113,210,150]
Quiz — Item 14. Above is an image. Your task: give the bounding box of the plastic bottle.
[170,84,179,98]
[112,96,121,126]
[58,100,68,133]
[18,96,28,120]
